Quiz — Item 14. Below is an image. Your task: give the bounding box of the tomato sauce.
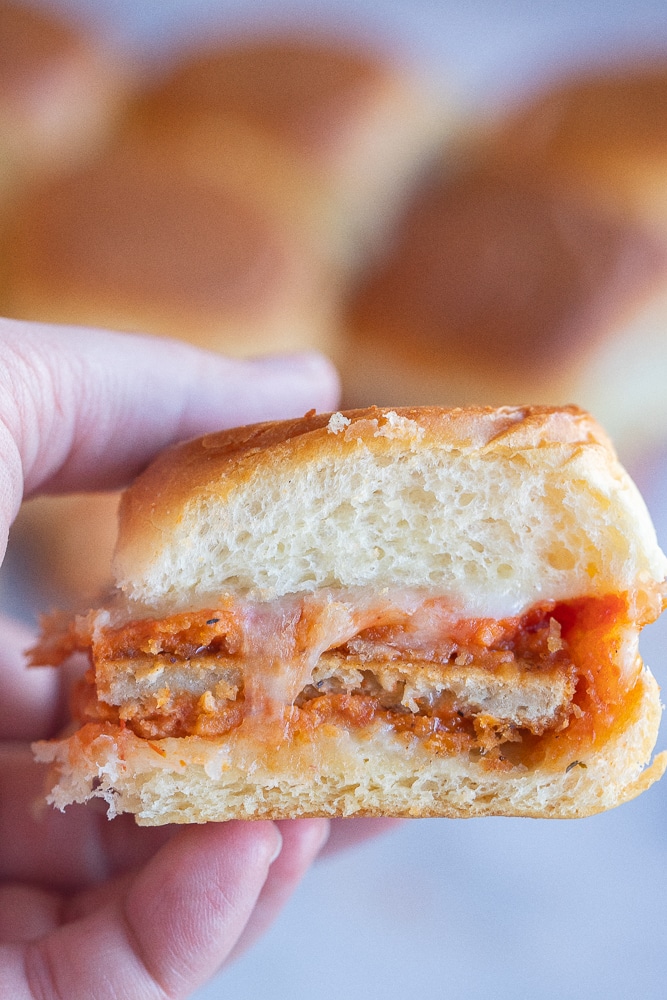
[38,591,638,771]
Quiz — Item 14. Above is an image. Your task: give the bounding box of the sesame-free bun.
[341,166,667,458]
[340,63,667,459]
[126,33,452,267]
[114,405,666,615]
[33,407,667,823]
[488,60,667,233]
[2,135,338,356]
[0,0,133,195]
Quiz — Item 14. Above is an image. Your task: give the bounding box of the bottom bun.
[33,670,665,824]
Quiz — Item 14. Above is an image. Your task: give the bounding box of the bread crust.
[118,404,611,552]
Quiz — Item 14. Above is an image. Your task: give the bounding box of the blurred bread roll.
[9,492,120,609]
[1,134,339,356]
[0,0,133,196]
[487,60,667,233]
[341,66,667,460]
[125,33,452,268]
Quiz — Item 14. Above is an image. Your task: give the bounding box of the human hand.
[0,318,352,999]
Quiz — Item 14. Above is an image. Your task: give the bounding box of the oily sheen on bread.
[32,406,667,824]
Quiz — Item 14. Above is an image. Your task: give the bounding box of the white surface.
[13,2,667,997]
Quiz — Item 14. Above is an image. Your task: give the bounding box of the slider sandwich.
[33,406,667,823]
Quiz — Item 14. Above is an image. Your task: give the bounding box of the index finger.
[0,318,339,551]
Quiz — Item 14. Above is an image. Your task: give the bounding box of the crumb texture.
[113,407,666,616]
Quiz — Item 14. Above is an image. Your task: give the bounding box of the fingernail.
[314,818,331,854]
[269,826,283,865]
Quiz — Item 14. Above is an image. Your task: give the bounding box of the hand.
[0,318,351,999]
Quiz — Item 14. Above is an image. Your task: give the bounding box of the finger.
[62,820,328,951]
[226,818,330,965]
[0,884,61,943]
[61,871,135,925]
[319,817,403,858]
[0,616,61,740]
[0,318,339,546]
[0,746,174,889]
[18,821,281,1000]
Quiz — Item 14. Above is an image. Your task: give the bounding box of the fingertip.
[268,822,284,864]
[249,351,341,411]
[222,817,330,966]
[115,820,283,996]
[275,817,330,858]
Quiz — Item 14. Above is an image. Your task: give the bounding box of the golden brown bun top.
[346,163,667,381]
[120,403,612,521]
[133,36,412,167]
[0,2,90,102]
[494,61,667,169]
[3,137,315,325]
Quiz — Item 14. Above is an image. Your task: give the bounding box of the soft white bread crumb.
[114,406,667,617]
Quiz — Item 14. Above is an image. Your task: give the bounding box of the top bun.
[114,406,666,618]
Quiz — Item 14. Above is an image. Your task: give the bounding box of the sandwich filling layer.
[33,586,648,773]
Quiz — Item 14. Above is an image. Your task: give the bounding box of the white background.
[16,2,667,997]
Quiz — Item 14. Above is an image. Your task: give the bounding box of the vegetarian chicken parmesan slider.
[32,406,667,824]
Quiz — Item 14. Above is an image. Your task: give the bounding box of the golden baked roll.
[2,134,338,355]
[487,61,667,232]
[126,33,451,268]
[32,406,666,823]
[341,150,667,459]
[0,0,133,196]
